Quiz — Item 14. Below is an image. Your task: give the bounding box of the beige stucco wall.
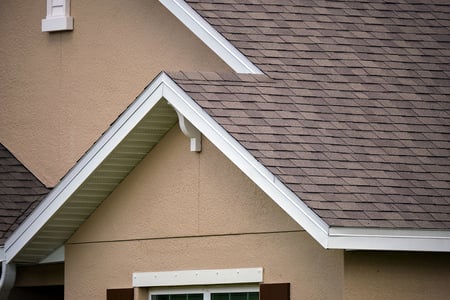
[0,0,230,187]
[66,126,344,300]
[344,251,450,300]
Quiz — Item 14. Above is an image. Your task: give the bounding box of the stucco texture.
[65,126,344,300]
[0,0,230,187]
[344,251,450,300]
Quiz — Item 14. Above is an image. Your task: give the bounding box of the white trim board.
[5,72,450,262]
[133,268,263,287]
[159,0,262,74]
[328,227,450,252]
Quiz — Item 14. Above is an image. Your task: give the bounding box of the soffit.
[13,100,177,263]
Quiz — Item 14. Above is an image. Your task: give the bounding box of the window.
[150,285,259,300]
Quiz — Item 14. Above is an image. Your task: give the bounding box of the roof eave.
[328,227,450,252]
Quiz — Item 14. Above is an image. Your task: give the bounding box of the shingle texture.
[0,144,49,245]
[171,0,450,229]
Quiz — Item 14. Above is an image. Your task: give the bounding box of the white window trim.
[133,268,263,288]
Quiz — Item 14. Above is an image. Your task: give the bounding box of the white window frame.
[150,284,259,300]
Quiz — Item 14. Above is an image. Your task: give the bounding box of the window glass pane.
[230,293,246,300]
[152,296,169,300]
[152,294,203,300]
[212,292,259,300]
[248,292,258,300]
[211,294,229,300]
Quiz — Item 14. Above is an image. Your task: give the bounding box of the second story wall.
[0,0,231,187]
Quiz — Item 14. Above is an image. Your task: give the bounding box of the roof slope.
[170,0,450,229]
[170,71,450,229]
[0,144,49,245]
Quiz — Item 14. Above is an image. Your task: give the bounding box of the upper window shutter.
[260,283,290,300]
[106,288,134,300]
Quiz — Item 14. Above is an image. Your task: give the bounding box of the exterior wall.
[344,251,450,300]
[0,0,230,187]
[66,126,344,300]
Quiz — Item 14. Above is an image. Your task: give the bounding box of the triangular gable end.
[4,72,329,264]
[5,71,450,265]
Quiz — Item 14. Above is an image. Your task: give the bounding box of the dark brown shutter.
[260,283,290,300]
[106,288,134,300]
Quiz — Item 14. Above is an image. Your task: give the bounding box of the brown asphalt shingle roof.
[170,0,450,229]
[0,144,49,245]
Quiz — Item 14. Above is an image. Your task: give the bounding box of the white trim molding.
[42,0,74,32]
[328,227,450,252]
[159,0,262,74]
[133,268,263,287]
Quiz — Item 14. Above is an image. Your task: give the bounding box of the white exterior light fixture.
[42,0,74,32]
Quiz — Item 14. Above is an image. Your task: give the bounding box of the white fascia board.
[159,0,262,75]
[0,248,4,262]
[4,74,168,263]
[159,73,330,248]
[328,227,450,252]
[133,268,263,287]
